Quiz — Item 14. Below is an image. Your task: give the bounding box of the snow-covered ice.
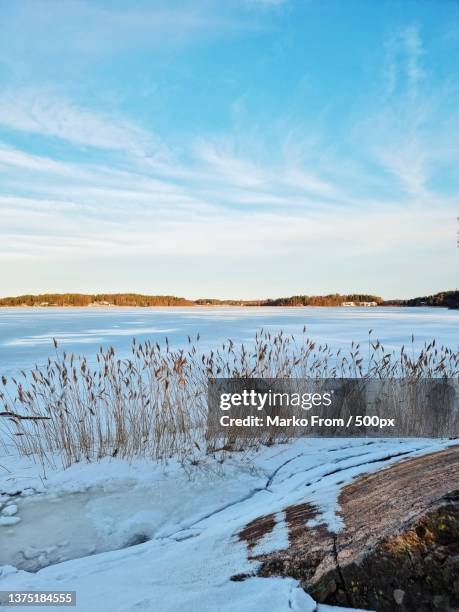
[0,436,455,611]
[1,306,458,375]
[1,504,18,517]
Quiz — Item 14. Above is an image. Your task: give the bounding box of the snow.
[1,503,18,516]
[251,511,290,557]
[0,515,21,526]
[0,436,455,611]
[1,306,458,376]
[0,306,456,609]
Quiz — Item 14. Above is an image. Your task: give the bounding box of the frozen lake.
[0,306,458,375]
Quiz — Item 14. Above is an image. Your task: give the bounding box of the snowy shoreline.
[1,437,455,611]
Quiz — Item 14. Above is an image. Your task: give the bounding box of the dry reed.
[0,329,457,468]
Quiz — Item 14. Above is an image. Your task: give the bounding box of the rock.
[393,589,405,605]
[432,545,449,562]
[432,594,448,610]
[241,446,459,612]
[312,577,337,601]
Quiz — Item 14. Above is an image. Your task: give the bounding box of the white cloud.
[196,142,266,189]
[402,25,425,95]
[375,140,428,198]
[0,144,88,177]
[0,92,162,156]
[282,169,338,198]
[0,34,456,296]
[384,24,425,97]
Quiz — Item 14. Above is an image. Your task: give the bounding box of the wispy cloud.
[366,24,444,198]
[384,24,425,98]
[0,92,163,156]
[0,5,457,298]
[403,25,426,95]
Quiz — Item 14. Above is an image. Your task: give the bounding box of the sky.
[0,0,458,300]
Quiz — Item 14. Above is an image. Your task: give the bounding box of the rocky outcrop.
[239,446,459,611]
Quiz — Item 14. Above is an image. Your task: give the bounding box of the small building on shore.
[341,301,378,307]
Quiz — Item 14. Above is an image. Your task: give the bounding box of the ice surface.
[0,306,458,375]
[0,307,456,609]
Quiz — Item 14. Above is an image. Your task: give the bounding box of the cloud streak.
[0,92,162,156]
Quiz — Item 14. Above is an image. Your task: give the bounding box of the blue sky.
[0,0,458,299]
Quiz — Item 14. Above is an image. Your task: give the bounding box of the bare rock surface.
[239,446,459,611]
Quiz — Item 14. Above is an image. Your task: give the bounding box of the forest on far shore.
[0,290,457,309]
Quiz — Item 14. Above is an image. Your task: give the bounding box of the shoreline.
[0,304,454,310]
[1,290,457,310]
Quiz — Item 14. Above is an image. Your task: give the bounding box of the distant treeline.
[0,291,457,308]
[384,290,459,310]
[196,294,382,306]
[0,293,383,308]
[0,294,193,307]
[266,294,382,306]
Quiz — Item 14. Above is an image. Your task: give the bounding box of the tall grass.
[0,330,458,468]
